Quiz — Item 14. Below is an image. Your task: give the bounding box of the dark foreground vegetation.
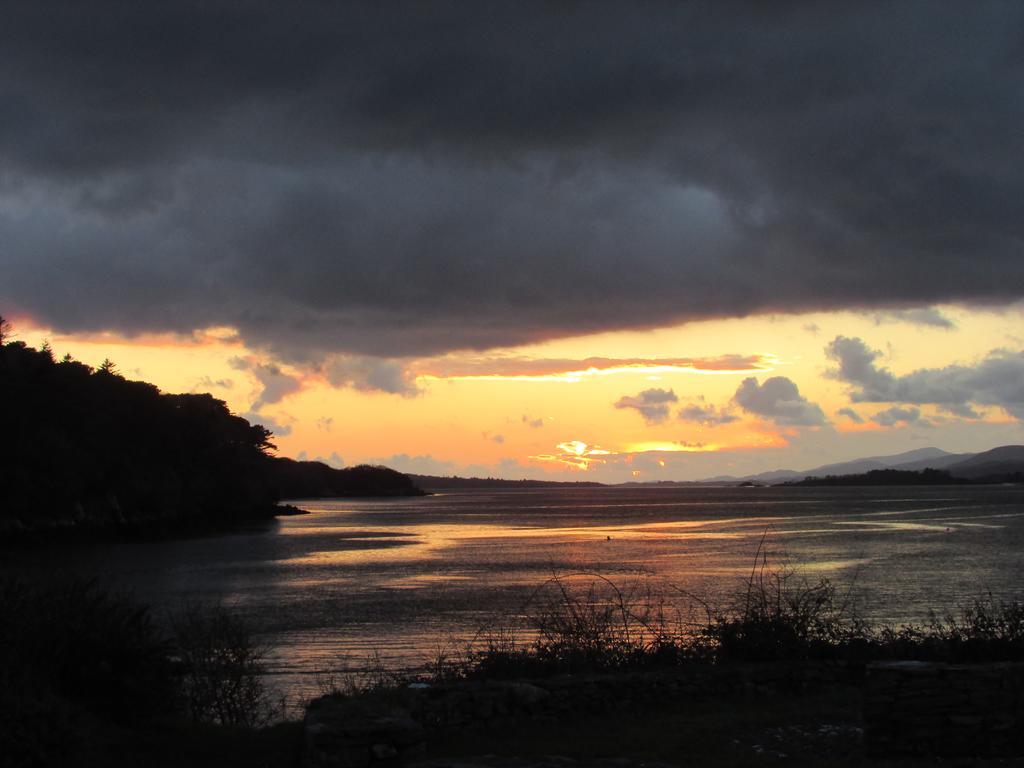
[427,572,1024,681]
[0,576,298,768]
[5,566,1024,767]
[314,570,1024,766]
[0,338,421,540]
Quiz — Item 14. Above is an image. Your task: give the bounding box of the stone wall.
[305,661,1024,766]
[303,663,856,767]
[864,661,1024,758]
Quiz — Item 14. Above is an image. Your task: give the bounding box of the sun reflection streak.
[275,517,752,568]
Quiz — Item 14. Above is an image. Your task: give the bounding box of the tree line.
[0,328,420,538]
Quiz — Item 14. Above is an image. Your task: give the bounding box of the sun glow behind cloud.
[530,440,613,470]
[623,441,719,453]
[13,305,1024,482]
[414,354,778,383]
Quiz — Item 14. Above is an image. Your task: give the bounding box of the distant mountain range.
[702,445,1024,484]
[408,445,1024,490]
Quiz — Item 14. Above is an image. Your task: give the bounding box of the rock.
[506,682,549,708]
[371,744,399,760]
[305,696,426,768]
[864,661,1024,758]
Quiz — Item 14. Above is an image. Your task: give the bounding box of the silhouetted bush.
[0,578,175,766]
[874,596,1024,662]
[701,568,870,662]
[170,603,282,728]
[444,568,1024,679]
[0,578,175,719]
[0,578,287,766]
[450,573,693,679]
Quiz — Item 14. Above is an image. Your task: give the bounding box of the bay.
[10,485,1024,703]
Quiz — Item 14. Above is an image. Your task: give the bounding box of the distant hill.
[887,452,976,472]
[269,458,423,499]
[408,474,604,490]
[809,447,956,478]
[407,450,1024,490]
[703,447,962,484]
[801,447,961,478]
[699,445,1024,486]
[943,445,1024,481]
[0,340,420,539]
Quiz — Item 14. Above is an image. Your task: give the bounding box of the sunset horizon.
[4,4,1024,764]
[10,300,1023,483]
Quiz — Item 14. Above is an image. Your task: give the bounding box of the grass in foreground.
[5,563,1024,767]
[417,565,1024,685]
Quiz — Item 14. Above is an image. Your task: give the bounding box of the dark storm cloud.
[3,3,1024,360]
[826,336,1024,419]
[733,377,827,427]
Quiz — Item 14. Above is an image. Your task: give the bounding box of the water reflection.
[7,485,1024,703]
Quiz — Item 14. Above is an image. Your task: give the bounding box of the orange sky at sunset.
[16,303,1024,483]
[5,4,1024,486]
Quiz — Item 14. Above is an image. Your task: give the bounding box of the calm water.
[11,485,1024,700]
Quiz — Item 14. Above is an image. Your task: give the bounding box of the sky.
[4,3,1024,481]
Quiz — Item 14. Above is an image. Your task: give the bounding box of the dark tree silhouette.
[0,338,421,538]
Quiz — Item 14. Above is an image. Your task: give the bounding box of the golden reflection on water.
[274,498,1017,574]
[251,487,1024,705]
[276,518,750,568]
